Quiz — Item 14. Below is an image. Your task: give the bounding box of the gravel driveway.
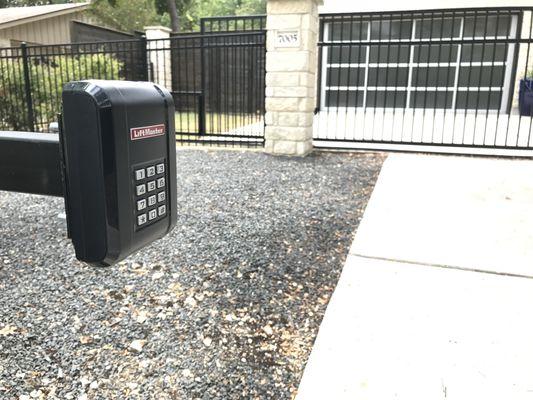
[0,150,384,400]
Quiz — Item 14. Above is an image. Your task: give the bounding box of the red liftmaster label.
[130,124,166,141]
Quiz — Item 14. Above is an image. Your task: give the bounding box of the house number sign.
[275,30,300,48]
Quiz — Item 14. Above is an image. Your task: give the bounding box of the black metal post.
[198,92,206,135]
[199,23,207,135]
[139,35,149,81]
[20,43,35,132]
[0,131,62,197]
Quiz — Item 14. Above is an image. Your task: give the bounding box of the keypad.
[133,159,168,229]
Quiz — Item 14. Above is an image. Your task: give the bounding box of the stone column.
[144,26,172,90]
[264,0,322,156]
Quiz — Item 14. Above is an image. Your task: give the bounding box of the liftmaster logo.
[130,124,166,140]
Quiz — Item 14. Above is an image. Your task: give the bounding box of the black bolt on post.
[20,42,35,132]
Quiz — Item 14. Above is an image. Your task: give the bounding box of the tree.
[90,0,162,32]
[154,0,193,33]
[166,0,179,32]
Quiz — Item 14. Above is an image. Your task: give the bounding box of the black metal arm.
[0,131,63,197]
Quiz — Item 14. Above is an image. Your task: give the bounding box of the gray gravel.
[0,149,384,400]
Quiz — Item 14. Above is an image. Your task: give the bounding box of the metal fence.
[168,31,266,147]
[0,15,266,147]
[315,8,533,152]
[0,39,146,132]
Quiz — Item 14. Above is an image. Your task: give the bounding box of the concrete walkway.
[296,154,533,400]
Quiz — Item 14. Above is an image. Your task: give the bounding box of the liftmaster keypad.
[133,159,167,228]
[60,80,177,267]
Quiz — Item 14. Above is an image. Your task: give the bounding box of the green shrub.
[0,52,123,131]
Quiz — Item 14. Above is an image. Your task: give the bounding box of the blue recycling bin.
[519,78,533,116]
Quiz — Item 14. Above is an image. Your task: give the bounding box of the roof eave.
[0,3,90,31]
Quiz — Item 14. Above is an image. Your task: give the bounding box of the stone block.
[273,140,297,155]
[299,112,314,127]
[267,0,316,15]
[266,51,312,72]
[295,140,313,156]
[265,111,277,125]
[274,86,308,98]
[299,97,316,112]
[265,126,311,141]
[266,97,300,112]
[300,72,316,88]
[277,112,300,126]
[266,14,302,30]
[266,72,301,87]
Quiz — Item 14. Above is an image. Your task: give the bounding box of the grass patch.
[175,112,259,133]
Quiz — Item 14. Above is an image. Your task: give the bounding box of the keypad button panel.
[133,158,168,230]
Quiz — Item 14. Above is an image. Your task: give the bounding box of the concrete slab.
[296,154,533,400]
[352,154,533,277]
[297,256,533,400]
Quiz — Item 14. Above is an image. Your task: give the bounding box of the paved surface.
[297,153,533,400]
[0,149,384,400]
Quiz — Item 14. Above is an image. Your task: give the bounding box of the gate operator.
[0,80,177,267]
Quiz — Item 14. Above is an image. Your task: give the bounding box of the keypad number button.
[158,205,166,216]
[148,195,157,207]
[147,166,156,177]
[136,184,146,196]
[157,191,166,203]
[157,177,165,189]
[156,163,165,174]
[147,180,156,192]
[148,209,157,221]
[135,169,145,181]
[137,199,147,211]
[137,214,147,226]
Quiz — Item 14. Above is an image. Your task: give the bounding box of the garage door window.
[322,12,518,111]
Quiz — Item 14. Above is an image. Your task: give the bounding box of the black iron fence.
[167,31,266,146]
[0,15,266,147]
[0,39,146,132]
[315,8,533,151]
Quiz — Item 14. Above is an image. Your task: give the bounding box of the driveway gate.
[314,8,533,154]
[169,16,266,147]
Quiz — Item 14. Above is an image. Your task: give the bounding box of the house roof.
[0,3,89,30]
